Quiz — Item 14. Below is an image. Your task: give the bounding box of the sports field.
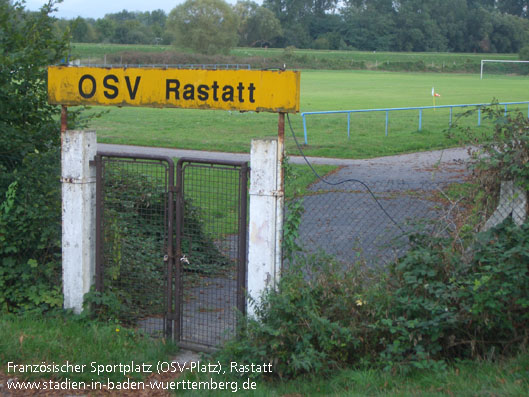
[86,70,529,159]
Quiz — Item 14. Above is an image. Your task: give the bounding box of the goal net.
[481,60,529,79]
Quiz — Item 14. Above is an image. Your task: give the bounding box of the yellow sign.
[48,66,300,113]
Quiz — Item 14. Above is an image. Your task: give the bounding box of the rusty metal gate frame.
[175,158,248,351]
[95,152,248,350]
[95,151,176,337]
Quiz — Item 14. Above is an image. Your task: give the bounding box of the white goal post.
[481,59,529,79]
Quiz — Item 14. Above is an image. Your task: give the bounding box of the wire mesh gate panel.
[175,159,248,351]
[95,152,175,337]
[95,153,248,350]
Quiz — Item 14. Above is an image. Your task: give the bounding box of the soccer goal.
[480,60,529,79]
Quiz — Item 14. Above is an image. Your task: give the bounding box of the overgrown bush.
[448,103,529,225]
[104,50,489,73]
[0,1,68,313]
[218,219,529,379]
[0,150,62,312]
[519,45,529,60]
[217,108,529,379]
[218,254,384,379]
[0,1,105,314]
[472,106,529,190]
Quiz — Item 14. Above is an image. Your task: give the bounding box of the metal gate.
[95,152,248,350]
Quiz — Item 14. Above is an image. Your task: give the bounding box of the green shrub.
[0,1,69,314]
[0,150,63,313]
[519,45,529,60]
[381,234,461,371]
[449,103,529,221]
[217,254,385,379]
[218,219,529,379]
[385,220,529,366]
[475,107,529,189]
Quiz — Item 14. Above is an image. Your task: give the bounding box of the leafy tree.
[488,11,529,52]
[392,0,447,51]
[112,19,151,44]
[464,5,494,52]
[0,0,69,312]
[90,10,168,45]
[342,2,396,50]
[234,1,283,47]
[168,0,239,54]
[43,0,529,53]
[94,17,115,43]
[144,9,167,42]
[497,0,529,18]
[264,0,340,47]
[429,0,469,52]
[106,9,137,22]
[69,16,96,42]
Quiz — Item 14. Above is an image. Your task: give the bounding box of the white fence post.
[61,130,97,313]
[247,138,283,317]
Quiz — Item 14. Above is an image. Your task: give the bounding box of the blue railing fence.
[301,101,529,144]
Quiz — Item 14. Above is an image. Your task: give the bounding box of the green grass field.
[84,70,528,159]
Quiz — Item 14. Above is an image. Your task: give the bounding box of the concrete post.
[484,180,527,230]
[247,139,283,317]
[61,130,97,313]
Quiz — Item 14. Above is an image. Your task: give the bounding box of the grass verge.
[0,312,178,383]
[1,313,527,396]
[173,352,529,396]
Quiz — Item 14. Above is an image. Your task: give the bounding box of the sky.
[24,0,192,19]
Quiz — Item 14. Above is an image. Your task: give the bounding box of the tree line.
[57,0,529,54]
